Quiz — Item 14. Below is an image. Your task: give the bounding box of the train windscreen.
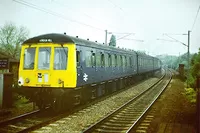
[23,47,36,70]
[38,47,51,70]
[54,47,68,70]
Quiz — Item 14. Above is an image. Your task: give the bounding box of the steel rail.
[126,69,172,132]
[82,69,168,133]
[0,109,40,127]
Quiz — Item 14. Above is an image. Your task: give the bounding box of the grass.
[13,93,30,107]
[183,88,197,103]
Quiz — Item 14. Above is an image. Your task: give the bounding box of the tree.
[188,48,200,88]
[0,22,29,59]
[109,35,116,47]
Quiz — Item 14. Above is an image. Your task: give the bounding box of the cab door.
[76,45,84,87]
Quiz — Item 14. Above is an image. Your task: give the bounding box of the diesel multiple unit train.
[18,33,161,112]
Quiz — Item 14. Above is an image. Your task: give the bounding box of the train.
[18,33,161,112]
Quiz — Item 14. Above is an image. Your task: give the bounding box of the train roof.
[23,33,137,54]
[23,33,157,59]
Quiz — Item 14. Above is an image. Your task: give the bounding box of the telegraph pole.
[105,30,108,45]
[187,30,191,87]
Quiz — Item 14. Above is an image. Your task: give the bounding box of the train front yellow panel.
[18,43,77,88]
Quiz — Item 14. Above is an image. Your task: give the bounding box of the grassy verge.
[183,88,197,103]
[13,93,30,107]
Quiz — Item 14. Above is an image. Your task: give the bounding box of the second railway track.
[0,71,165,133]
[0,108,57,133]
[82,69,172,133]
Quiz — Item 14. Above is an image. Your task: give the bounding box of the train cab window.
[76,51,80,67]
[91,52,96,67]
[53,47,68,70]
[23,47,36,70]
[38,47,51,70]
[101,53,105,67]
[108,54,111,67]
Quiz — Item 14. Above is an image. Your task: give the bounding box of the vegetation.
[187,48,200,88]
[157,49,200,103]
[109,35,116,47]
[13,93,29,107]
[0,22,30,106]
[183,88,196,103]
[156,53,193,70]
[0,22,29,59]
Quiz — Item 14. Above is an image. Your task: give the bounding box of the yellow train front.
[18,33,162,112]
[18,34,78,111]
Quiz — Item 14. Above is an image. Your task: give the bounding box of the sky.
[0,0,200,56]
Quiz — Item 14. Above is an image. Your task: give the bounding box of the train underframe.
[18,70,160,112]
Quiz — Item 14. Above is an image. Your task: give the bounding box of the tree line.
[157,50,200,89]
[0,22,29,59]
[1,22,200,89]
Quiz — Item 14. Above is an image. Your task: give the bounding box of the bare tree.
[0,22,29,59]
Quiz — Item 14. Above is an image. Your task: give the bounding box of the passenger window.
[76,51,80,67]
[125,56,127,67]
[139,58,141,66]
[129,57,132,67]
[85,51,91,67]
[105,54,108,67]
[96,53,101,67]
[108,54,111,67]
[115,54,117,67]
[91,52,96,67]
[120,55,123,67]
[112,55,115,67]
[122,56,125,67]
[101,53,105,67]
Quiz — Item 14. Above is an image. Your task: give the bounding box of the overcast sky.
[0,0,199,56]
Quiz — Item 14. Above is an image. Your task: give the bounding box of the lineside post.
[197,76,200,133]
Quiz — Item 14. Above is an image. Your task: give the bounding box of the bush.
[13,93,30,107]
[183,88,196,103]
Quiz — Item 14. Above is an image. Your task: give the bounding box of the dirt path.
[135,75,196,133]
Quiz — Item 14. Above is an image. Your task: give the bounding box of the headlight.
[18,77,24,86]
[25,78,30,83]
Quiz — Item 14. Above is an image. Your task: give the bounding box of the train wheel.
[52,95,63,113]
[34,91,45,110]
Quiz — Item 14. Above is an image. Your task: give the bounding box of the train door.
[97,51,105,82]
[76,45,84,86]
[83,47,96,84]
[111,54,115,78]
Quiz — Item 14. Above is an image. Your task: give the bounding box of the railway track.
[0,109,56,133]
[82,69,172,133]
[0,72,164,133]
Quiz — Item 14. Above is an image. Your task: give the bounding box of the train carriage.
[18,33,161,112]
